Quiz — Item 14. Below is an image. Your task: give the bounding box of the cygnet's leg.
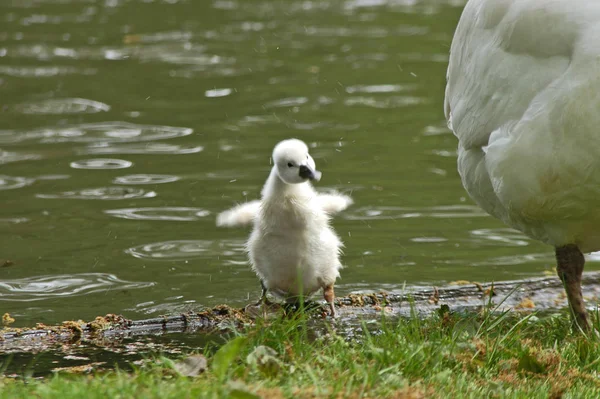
[323,284,337,318]
[253,280,272,307]
[555,244,589,332]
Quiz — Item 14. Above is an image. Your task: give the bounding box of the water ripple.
[7,43,229,67]
[113,174,180,185]
[264,97,309,108]
[70,158,133,170]
[345,84,416,94]
[343,205,488,220]
[105,207,210,221]
[79,143,204,155]
[0,217,29,224]
[472,253,551,267]
[0,121,193,144]
[344,96,424,108]
[125,239,246,261]
[0,150,42,164]
[470,228,530,247]
[14,98,110,114]
[0,65,97,77]
[37,187,156,200]
[205,88,233,98]
[0,175,35,190]
[0,273,154,302]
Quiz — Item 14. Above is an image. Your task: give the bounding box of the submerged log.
[2,272,600,352]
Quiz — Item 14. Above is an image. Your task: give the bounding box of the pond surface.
[1,0,596,328]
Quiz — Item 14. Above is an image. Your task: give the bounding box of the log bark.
[2,272,600,352]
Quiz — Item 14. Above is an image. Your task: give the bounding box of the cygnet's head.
[272,139,322,184]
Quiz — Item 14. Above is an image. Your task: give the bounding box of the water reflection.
[37,187,157,200]
[105,207,210,221]
[0,273,154,302]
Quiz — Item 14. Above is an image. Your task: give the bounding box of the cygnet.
[217,139,352,317]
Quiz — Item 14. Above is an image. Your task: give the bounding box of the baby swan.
[217,139,351,317]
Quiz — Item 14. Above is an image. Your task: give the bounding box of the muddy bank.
[2,272,600,353]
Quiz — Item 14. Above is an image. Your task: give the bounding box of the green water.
[0,0,588,327]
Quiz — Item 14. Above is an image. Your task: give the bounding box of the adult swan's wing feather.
[445,0,600,250]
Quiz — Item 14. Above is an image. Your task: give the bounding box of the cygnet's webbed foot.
[282,298,320,314]
[323,284,337,318]
[253,280,274,307]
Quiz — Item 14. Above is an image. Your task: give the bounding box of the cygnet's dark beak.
[299,165,322,181]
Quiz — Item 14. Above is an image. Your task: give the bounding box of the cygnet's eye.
[287,162,294,168]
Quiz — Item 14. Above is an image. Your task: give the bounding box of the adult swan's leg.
[555,244,589,332]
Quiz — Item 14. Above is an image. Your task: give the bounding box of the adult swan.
[444,0,600,331]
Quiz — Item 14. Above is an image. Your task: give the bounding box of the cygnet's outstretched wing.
[216,200,261,228]
[316,192,353,215]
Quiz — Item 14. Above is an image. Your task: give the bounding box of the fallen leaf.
[2,313,15,326]
[516,298,535,309]
[246,345,282,377]
[173,354,207,377]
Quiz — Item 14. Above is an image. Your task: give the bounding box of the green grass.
[3,305,600,398]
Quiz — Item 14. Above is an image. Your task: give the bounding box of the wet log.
[2,272,600,352]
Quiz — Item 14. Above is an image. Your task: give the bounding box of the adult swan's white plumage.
[445,0,600,331]
[217,139,352,317]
